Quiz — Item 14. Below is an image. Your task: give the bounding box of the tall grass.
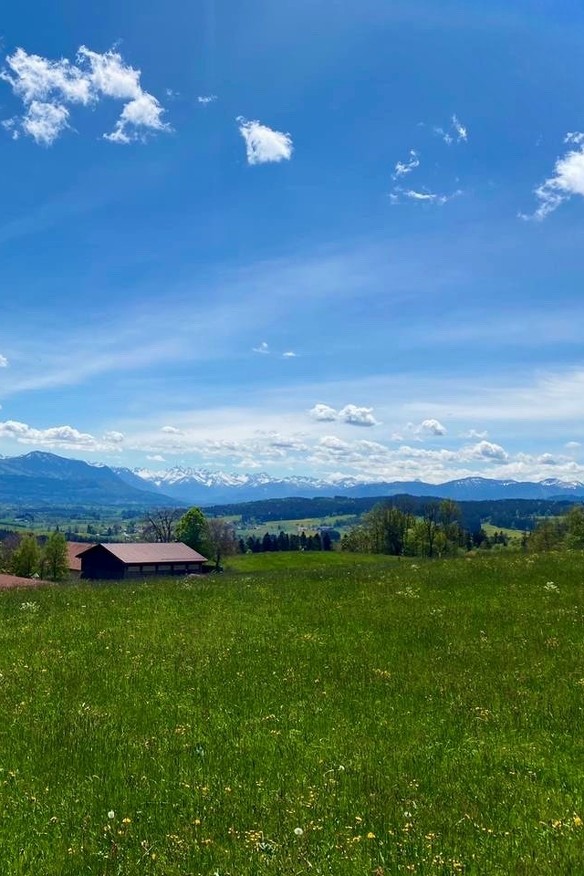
[0,551,582,874]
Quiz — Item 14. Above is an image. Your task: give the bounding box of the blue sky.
[1,0,584,484]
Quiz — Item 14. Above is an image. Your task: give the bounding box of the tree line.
[240,530,333,553]
[527,505,584,551]
[0,531,69,581]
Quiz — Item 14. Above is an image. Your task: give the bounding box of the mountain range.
[0,451,583,507]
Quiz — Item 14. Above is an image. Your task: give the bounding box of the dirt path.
[0,574,51,590]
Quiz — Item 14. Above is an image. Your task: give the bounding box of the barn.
[77,542,208,580]
[67,541,95,578]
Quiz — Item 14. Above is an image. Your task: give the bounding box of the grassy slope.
[0,551,582,875]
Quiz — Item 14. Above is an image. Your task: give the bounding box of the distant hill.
[1,451,583,508]
[0,452,179,507]
[113,464,584,505]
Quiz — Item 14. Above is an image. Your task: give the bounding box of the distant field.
[480,523,525,543]
[234,514,357,539]
[0,551,582,874]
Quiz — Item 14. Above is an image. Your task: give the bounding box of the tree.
[143,508,183,543]
[42,530,68,581]
[206,518,238,569]
[11,534,41,578]
[565,505,584,548]
[175,507,210,555]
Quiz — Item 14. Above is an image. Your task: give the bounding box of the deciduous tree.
[42,530,68,581]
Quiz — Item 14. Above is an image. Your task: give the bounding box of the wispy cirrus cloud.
[1,45,169,145]
[252,341,270,354]
[434,113,469,145]
[391,187,461,206]
[237,117,293,165]
[390,114,467,205]
[392,149,420,179]
[197,94,217,105]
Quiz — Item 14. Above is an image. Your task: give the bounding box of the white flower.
[107,810,115,819]
[544,582,559,592]
[294,827,303,836]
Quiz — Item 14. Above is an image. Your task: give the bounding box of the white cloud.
[103,430,124,443]
[21,100,70,145]
[434,114,468,145]
[565,441,581,450]
[308,403,379,427]
[309,403,338,422]
[252,341,270,354]
[237,117,293,165]
[338,404,380,427]
[104,92,167,144]
[399,188,461,206]
[282,351,297,358]
[527,134,584,219]
[161,425,181,434]
[0,354,8,367]
[147,454,166,462]
[462,440,508,462]
[392,149,420,179]
[1,45,169,145]
[0,419,121,451]
[462,428,488,439]
[452,114,468,142]
[197,94,217,105]
[414,418,447,437]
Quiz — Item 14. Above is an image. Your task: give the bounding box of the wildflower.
[122,817,131,824]
[107,810,115,820]
[367,831,376,839]
[544,581,559,592]
[294,827,303,836]
[573,815,582,827]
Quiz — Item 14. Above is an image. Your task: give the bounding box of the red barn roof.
[67,542,95,572]
[76,542,208,564]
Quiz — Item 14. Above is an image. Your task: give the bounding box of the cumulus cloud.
[0,354,8,367]
[413,418,448,437]
[309,403,338,422]
[462,428,488,440]
[526,133,584,219]
[103,430,124,443]
[463,440,508,462]
[147,454,166,462]
[338,404,380,427]
[0,419,121,451]
[1,45,169,145]
[161,425,182,434]
[237,117,293,165]
[392,149,420,179]
[308,403,380,427]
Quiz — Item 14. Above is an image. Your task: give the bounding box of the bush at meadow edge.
[0,550,582,875]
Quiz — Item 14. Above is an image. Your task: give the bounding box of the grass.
[0,551,582,874]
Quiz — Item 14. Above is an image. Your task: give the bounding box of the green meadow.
[0,552,582,875]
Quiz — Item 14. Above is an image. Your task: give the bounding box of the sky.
[1,0,584,485]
